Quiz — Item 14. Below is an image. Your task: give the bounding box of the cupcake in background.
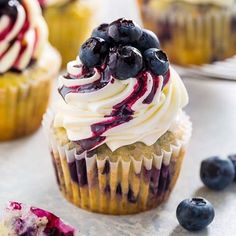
[38,0,96,68]
[139,0,236,65]
[43,18,192,214]
[0,201,75,235]
[0,0,61,141]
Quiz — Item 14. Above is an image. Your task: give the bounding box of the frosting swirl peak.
[0,0,48,73]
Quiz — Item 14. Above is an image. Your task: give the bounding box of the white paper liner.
[42,110,192,214]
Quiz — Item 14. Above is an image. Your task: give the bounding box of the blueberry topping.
[108,46,143,80]
[108,18,142,44]
[200,156,235,190]
[135,29,160,53]
[176,197,215,232]
[79,37,109,68]
[92,23,111,43]
[144,48,169,76]
[228,154,236,181]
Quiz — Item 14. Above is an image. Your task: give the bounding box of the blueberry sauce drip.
[0,1,19,41]
[61,65,171,152]
[0,0,37,72]
[58,66,110,98]
[143,73,160,104]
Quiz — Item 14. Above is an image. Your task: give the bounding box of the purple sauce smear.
[59,64,170,151]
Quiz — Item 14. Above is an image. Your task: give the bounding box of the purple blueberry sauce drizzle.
[60,65,170,152]
[0,0,38,73]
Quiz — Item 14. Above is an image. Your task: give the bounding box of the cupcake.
[139,0,236,65]
[0,201,75,235]
[0,0,61,141]
[38,0,95,68]
[43,18,192,214]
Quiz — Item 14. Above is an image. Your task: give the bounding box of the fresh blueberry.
[92,23,111,43]
[135,29,160,53]
[228,154,236,181]
[108,18,142,44]
[79,37,109,68]
[177,198,215,232]
[144,48,169,76]
[108,46,143,80]
[200,156,235,190]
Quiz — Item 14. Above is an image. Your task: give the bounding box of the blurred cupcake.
[0,0,61,141]
[0,201,75,235]
[43,18,192,214]
[139,0,236,65]
[38,0,95,67]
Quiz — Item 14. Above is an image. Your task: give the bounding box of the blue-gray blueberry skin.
[200,156,235,190]
[228,154,236,181]
[108,18,142,44]
[144,48,169,76]
[135,29,160,53]
[176,198,215,232]
[79,37,109,68]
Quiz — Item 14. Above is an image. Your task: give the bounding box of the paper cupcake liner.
[0,46,61,141]
[140,1,236,65]
[43,111,191,215]
[44,1,95,68]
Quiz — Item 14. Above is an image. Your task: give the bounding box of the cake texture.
[43,18,192,214]
[139,0,236,65]
[0,201,75,235]
[0,0,61,141]
[38,0,95,67]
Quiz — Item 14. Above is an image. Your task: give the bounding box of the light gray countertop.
[1,77,236,236]
[1,1,236,235]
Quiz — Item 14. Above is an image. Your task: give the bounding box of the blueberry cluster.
[79,18,169,80]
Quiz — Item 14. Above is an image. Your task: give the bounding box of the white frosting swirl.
[54,58,189,151]
[0,0,48,73]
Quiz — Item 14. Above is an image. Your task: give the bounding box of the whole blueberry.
[79,37,109,68]
[176,197,215,232]
[228,154,236,181]
[135,29,160,53]
[200,156,235,190]
[92,23,111,43]
[108,18,142,44]
[144,48,169,76]
[108,46,143,80]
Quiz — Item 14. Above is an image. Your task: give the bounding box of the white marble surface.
[1,1,236,235]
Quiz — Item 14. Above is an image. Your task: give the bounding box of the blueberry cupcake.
[43,18,192,214]
[139,0,236,65]
[0,202,75,235]
[38,0,95,67]
[0,0,61,141]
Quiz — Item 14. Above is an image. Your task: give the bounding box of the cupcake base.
[43,112,191,215]
[0,45,61,141]
[140,0,236,65]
